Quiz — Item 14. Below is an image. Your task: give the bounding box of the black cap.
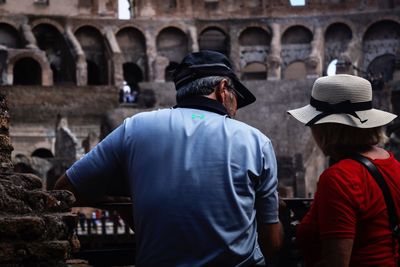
[173,50,256,109]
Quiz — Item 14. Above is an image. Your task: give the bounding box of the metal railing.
[73,198,313,267]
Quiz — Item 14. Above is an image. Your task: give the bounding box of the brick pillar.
[188,25,199,52]
[65,24,87,86]
[306,26,323,78]
[104,26,123,86]
[145,29,157,81]
[229,25,241,73]
[20,23,38,49]
[267,22,282,81]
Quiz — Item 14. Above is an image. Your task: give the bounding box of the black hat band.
[305,97,372,126]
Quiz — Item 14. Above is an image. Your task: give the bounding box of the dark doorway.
[87,60,101,85]
[123,62,143,89]
[13,58,42,85]
[31,148,54,158]
[33,24,76,84]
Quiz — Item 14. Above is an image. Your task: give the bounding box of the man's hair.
[176,76,235,102]
[311,123,388,159]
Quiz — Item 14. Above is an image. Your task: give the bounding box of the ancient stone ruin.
[0,92,79,266]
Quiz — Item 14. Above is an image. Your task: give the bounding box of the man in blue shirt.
[55,50,282,266]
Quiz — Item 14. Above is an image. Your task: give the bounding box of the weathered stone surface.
[0,95,79,266]
[0,240,70,265]
[1,173,43,190]
[0,216,45,240]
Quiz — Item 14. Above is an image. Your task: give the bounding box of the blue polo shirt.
[67,97,279,267]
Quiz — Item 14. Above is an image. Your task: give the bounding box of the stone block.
[0,216,45,240]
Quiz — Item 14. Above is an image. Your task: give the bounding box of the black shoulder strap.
[350,154,400,237]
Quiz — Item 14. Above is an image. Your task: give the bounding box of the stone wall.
[0,0,118,18]
[0,92,79,266]
[4,78,394,196]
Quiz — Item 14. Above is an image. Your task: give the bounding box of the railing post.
[101,215,107,235]
[124,222,130,235]
[113,216,119,234]
[87,218,92,235]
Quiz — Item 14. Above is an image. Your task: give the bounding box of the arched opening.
[281,26,313,78]
[0,23,22,48]
[363,20,400,73]
[31,148,54,158]
[367,54,395,91]
[241,62,267,80]
[123,62,143,92]
[13,58,42,85]
[282,26,313,45]
[199,27,229,56]
[116,27,147,80]
[239,27,271,72]
[75,26,109,85]
[87,60,101,85]
[324,23,352,71]
[284,61,307,80]
[239,27,271,46]
[156,27,188,64]
[165,62,179,82]
[33,23,75,84]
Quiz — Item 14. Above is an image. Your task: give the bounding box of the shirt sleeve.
[255,140,279,224]
[316,168,362,239]
[66,121,127,201]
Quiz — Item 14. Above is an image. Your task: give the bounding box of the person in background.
[287,74,399,267]
[54,50,282,266]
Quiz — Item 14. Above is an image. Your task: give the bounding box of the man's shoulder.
[228,118,270,142]
[128,108,172,120]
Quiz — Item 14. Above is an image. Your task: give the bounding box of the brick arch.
[198,24,229,37]
[30,18,64,34]
[156,25,189,63]
[116,26,146,46]
[8,52,52,86]
[0,19,20,32]
[115,23,145,35]
[0,21,23,48]
[73,23,105,36]
[361,17,400,40]
[237,24,272,40]
[116,26,148,81]
[74,25,109,85]
[238,26,272,46]
[154,24,188,40]
[238,26,272,70]
[281,25,313,44]
[324,22,353,70]
[323,19,356,38]
[361,19,400,76]
[280,23,313,41]
[198,26,229,56]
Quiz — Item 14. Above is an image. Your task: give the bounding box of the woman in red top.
[287,74,399,267]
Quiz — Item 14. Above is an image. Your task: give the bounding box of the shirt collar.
[173,96,229,117]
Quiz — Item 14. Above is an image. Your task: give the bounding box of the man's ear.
[215,79,227,102]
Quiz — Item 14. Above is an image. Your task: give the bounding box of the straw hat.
[287,74,397,128]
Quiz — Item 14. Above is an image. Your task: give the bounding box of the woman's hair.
[311,123,388,159]
[176,76,235,102]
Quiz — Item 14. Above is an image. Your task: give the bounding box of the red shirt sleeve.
[316,166,365,240]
